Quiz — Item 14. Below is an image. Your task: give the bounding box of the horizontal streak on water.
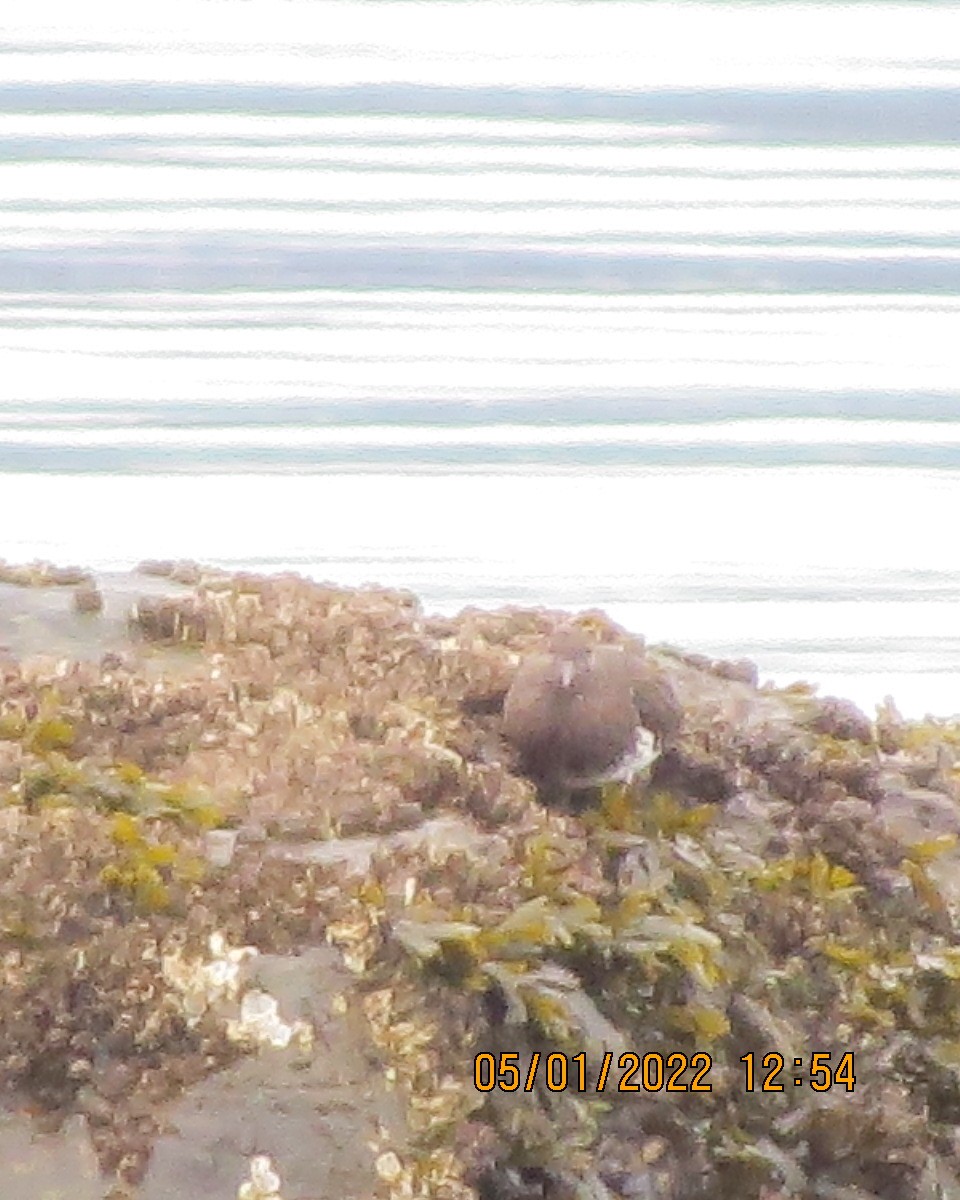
[6,420,960,447]
[2,291,958,401]
[6,420,960,473]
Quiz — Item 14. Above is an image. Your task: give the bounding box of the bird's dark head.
[546,625,595,690]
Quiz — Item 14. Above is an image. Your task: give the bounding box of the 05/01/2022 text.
[474,1051,713,1094]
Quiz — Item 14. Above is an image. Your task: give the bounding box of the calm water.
[2,1,960,716]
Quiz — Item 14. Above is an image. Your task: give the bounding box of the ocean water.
[2,1,960,718]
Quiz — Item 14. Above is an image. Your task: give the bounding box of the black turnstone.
[502,623,681,804]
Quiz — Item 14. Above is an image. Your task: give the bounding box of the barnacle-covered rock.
[0,558,92,588]
[3,563,960,1199]
[73,582,104,615]
[807,694,875,745]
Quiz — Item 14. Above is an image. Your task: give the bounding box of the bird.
[502,622,681,806]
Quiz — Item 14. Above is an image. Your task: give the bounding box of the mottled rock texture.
[1,564,960,1200]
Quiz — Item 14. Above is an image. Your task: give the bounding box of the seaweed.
[3,566,960,1198]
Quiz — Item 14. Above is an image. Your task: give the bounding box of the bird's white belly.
[563,724,659,789]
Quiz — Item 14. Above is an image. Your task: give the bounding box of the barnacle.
[238,1154,283,1200]
[161,932,258,1019]
[225,989,313,1051]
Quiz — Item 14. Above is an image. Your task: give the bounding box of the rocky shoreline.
[2,560,960,1200]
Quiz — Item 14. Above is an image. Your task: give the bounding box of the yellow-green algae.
[4,567,960,1197]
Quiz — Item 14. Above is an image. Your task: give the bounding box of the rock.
[169,562,202,586]
[0,559,91,588]
[74,584,104,615]
[2,562,960,1200]
[876,695,907,754]
[136,560,203,586]
[0,1108,102,1200]
[129,596,207,643]
[264,814,500,874]
[136,560,176,579]
[810,695,874,744]
[711,657,760,687]
[139,948,408,1200]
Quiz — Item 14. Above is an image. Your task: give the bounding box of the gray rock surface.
[0,1108,103,1200]
[0,572,191,664]
[140,948,406,1200]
